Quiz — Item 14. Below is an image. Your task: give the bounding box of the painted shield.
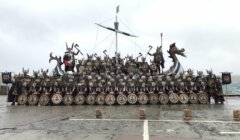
[198,92,208,104]
[74,94,85,105]
[105,94,115,105]
[159,94,169,104]
[149,93,158,104]
[96,94,105,105]
[51,93,63,105]
[150,64,157,72]
[117,94,127,105]
[63,94,73,105]
[28,94,39,105]
[179,93,189,104]
[189,92,198,104]
[128,94,138,105]
[86,94,96,105]
[39,94,50,106]
[17,94,28,105]
[169,93,179,104]
[138,93,148,105]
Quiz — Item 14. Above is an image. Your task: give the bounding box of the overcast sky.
[0,0,240,76]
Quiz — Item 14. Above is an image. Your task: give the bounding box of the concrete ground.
[0,95,240,140]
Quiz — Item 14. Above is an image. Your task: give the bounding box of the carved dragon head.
[167,43,186,62]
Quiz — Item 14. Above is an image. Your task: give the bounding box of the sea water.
[223,82,240,94]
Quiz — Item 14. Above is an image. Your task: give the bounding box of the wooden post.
[183,109,192,120]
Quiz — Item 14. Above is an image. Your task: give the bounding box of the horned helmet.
[206,69,213,75]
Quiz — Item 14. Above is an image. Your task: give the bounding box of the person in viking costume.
[66,78,75,95]
[139,57,149,73]
[11,75,21,105]
[216,76,225,104]
[184,69,196,92]
[86,54,94,75]
[205,70,217,103]
[118,78,126,94]
[148,46,165,74]
[78,78,87,93]
[165,76,175,93]
[88,74,94,93]
[147,76,154,93]
[137,75,146,93]
[127,78,135,94]
[156,76,164,93]
[195,71,205,92]
[97,79,106,94]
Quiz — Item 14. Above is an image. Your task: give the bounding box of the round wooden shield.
[159,94,169,104]
[149,93,158,104]
[150,64,157,72]
[128,94,138,105]
[39,94,50,106]
[28,94,39,105]
[198,92,208,104]
[63,94,73,105]
[169,93,179,104]
[74,94,85,105]
[105,94,115,105]
[189,92,198,104]
[96,94,105,105]
[138,93,148,105]
[51,93,63,105]
[86,94,96,105]
[179,93,189,104]
[18,94,28,105]
[117,94,127,105]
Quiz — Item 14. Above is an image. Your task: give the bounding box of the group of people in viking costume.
[8,43,224,105]
[9,67,224,105]
[75,47,164,76]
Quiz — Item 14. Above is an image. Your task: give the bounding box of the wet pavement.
[0,95,240,140]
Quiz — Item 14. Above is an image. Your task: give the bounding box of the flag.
[116,5,119,13]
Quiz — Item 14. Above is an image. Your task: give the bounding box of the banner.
[222,72,231,85]
[2,72,12,84]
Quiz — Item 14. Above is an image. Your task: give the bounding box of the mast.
[115,6,119,64]
[160,32,163,47]
[95,6,137,64]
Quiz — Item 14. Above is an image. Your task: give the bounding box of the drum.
[128,93,138,105]
[63,94,74,105]
[169,93,179,104]
[74,94,85,105]
[28,94,38,105]
[117,94,127,105]
[149,93,158,104]
[189,92,198,104]
[39,94,50,106]
[51,93,63,105]
[86,94,96,105]
[198,92,208,104]
[17,94,28,105]
[105,94,115,105]
[96,94,105,105]
[138,93,148,105]
[178,93,189,104]
[159,94,169,104]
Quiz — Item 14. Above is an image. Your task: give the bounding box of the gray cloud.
[0,0,240,75]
